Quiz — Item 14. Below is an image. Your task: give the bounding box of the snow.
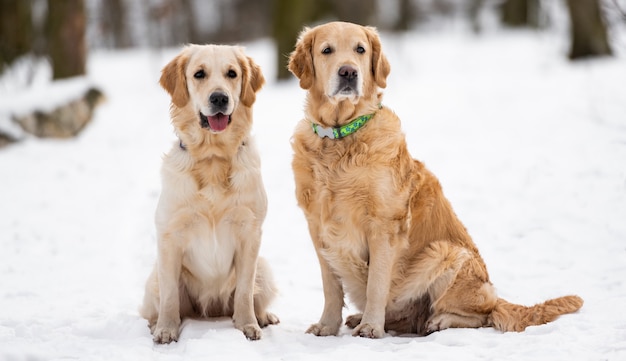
[1,28,626,360]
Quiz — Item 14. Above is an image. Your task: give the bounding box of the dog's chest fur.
[157,141,264,282]
[292,113,415,308]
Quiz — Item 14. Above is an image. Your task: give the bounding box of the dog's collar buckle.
[312,124,338,139]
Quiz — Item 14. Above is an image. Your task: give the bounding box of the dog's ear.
[160,50,190,108]
[288,27,315,90]
[365,26,390,89]
[239,52,265,107]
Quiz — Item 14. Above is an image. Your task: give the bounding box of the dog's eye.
[194,70,205,79]
[227,70,237,78]
[322,47,332,55]
[356,46,365,54]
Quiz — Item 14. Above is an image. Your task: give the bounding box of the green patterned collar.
[311,110,378,139]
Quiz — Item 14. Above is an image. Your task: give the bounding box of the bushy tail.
[489,295,583,332]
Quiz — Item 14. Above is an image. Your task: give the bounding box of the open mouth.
[199,112,231,132]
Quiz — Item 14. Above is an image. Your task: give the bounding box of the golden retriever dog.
[288,21,583,338]
[140,44,279,343]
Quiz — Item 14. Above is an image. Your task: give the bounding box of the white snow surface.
[1,30,625,360]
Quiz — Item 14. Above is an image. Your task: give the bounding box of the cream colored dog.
[289,21,582,338]
[140,44,278,343]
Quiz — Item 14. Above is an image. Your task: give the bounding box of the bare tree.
[206,0,272,43]
[566,0,612,59]
[394,0,421,31]
[101,0,131,48]
[469,0,484,33]
[0,0,34,73]
[501,0,540,28]
[333,0,377,25]
[272,0,320,80]
[147,0,200,47]
[46,0,87,79]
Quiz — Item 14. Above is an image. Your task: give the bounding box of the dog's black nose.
[209,92,229,107]
[338,65,358,81]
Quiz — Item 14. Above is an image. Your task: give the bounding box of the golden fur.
[288,21,582,338]
[140,44,278,343]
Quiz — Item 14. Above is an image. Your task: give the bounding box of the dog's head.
[288,22,390,104]
[160,44,264,134]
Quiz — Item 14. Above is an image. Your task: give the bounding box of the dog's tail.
[488,295,583,332]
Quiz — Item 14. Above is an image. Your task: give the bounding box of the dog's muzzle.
[200,91,232,132]
[333,65,359,96]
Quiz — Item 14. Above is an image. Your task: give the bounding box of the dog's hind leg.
[425,312,487,333]
[394,241,470,305]
[348,291,433,335]
[426,264,498,333]
[345,313,362,329]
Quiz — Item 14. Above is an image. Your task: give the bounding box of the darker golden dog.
[288,21,582,338]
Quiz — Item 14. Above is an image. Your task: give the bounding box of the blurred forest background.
[1,0,625,83]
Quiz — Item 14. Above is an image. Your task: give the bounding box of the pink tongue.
[208,113,229,131]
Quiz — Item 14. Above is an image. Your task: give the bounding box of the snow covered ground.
[1,27,625,360]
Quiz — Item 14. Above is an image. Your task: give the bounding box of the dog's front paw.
[306,322,340,336]
[345,313,363,329]
[152,325,180,344]
[240,324,263,341]
[352,323,384,338]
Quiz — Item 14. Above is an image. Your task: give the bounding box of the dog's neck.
[179,137,246,152]
[305,91,383,128]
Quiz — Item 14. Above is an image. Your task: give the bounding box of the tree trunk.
[0,0,34,73]
[272,0,318,80]
[394,0,418,31]
[501,0,540,28]
[46,0,87,80]
[333,0,376,25]
[566,0,612,59]
[101,0,131,48]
